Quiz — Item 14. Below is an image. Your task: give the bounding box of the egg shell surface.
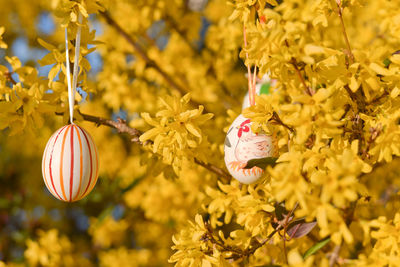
[224,114,277,184]
[42,124,99,202]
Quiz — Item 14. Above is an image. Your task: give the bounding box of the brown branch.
[283,41,314,96]
[270,111,295,133]
[344,85,366,114]
[282,235,288,264]
[54,111,143,144]
[335,3,367,115]
[361,124,382,159]
[291,57,314,96]
[335,3,370,158]
[56,111,231,182]
[204,222,245,256]
[336,1,355,64]
[99,11,205,110]
[340,104,351,121]
[246,227,280,255]
[142,34,158,48]
[329,244,342,267]
[79,112,142,144]
[194,158,230,183]
[281,202,299,264]
[343,86,366,155]
[5,72,17,85]
[368,90,389,105]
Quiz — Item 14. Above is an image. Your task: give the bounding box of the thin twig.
[80,112,142,143]
[5,72,17,85]
[270,111,295,133]
[283,236,288,264]
[368,90,388,105]
[343,85,365,112]
[336,1,355,64]
[335,2,369,158]
[361,124,382,160]
[204,222,244,256]
[194,158,231,183]
[329,244,342,267]
[247,227,281,255]
[283,40,314,96]
[282,202,299,263]
[291,57,314,96]
[335,3,366,115]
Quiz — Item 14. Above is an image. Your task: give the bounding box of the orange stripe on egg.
[49,125,67,200]
[80,128,93,198]
[72,125,84,202]
[69,125,75,202]
[59,125,71,201]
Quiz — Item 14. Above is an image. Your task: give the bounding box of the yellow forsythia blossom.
[1,0,400,266]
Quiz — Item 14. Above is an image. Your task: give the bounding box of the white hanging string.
[65,12,83,124]
[65,29,73,123]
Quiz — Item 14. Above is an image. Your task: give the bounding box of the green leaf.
[303,238,331,259]
[383,58,391,68]
[244,157,278,169]
[260,84,270,95]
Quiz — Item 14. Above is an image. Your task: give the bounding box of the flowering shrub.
[1,0,400,266]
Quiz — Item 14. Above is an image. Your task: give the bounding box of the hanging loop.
[65,12,83,124]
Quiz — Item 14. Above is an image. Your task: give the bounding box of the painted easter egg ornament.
[225,26,278,184]
[42,124,99,202]
[41,11,99,201]
[224,115,277,184]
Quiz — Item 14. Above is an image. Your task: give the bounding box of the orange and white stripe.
[42,124,99,202]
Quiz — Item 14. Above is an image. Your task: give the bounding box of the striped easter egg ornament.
[42,124,99,202]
